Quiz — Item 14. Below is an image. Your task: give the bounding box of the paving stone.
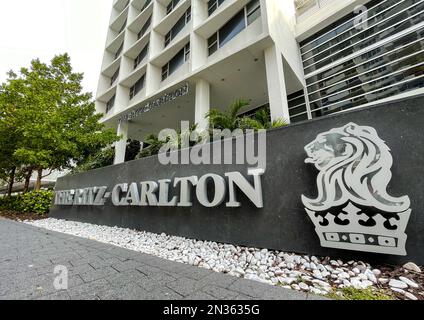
[184,291,218,300]
[201,285,240,300]
[79,266,119,283]
[0,218,325,300]
[98,283,149,300]
[166,277,208,297]
[144,287,185,300]
[111,259,142,272]
[107,269,148,289]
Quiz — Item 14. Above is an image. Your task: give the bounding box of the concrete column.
[264,45,290,123]
[195,78,210,131]
[114,121,129,165]
[191,32,208,71]
[192,0,208,28]
[146,62,161,96]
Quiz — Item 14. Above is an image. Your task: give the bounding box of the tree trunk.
[23,169,33,193]
[34,168,43,191]
[6,167,16,197]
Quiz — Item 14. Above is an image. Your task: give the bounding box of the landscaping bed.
[0,209,47,222]
[26,218,423,300]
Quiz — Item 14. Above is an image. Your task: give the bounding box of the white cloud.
[0,0,113,95]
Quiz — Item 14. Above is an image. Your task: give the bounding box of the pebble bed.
[26,218,423,300]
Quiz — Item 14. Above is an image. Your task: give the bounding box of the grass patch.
[328,287,394,300]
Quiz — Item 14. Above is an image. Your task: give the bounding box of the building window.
[129,75,146,100]
[164,7,191,47]
[166,0,181,15]
[134,43,149,69]
[208,33,218,56]
[110,68,120,86]
[246,0,261,25]
[300,0,424,119]
[288,89,308,123]
[207,0,226,16]
[118,18,127,34]
[207,0,261,56]
[141,0,151,12]
[162,43,190,81]
[219,10,245,48]
[114,42,124,60]
[138,15,152,40]
[106,95,115,113]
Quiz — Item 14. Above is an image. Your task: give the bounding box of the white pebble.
[403,262,421,273]
[389,279,408,289]
[405,292,418,300]
[399,276,419,289]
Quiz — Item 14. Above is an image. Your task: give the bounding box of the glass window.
[130,75,146,100]
[300,0,384,53]
[246,0,261,25]
[138,16,151,40]
[208,0,261,56]
[208,0,226,16]
[299,0,424,119]
[111,68,120,86]
[208,33,218,56]
[219,10,246,48]
[184,43,190,61]
[164,7,191,47]
[141,0,151,11]
[162,42,190,81]
[167,0,181,15]
[119,18,127,34]
[303,1,424,71]
[106,95,115,113]
[288,89,308,123]
[114,42,124,60]
[301,14,424,119]
[134,43,149,69]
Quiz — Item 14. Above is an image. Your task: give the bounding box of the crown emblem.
[302,123,411,256]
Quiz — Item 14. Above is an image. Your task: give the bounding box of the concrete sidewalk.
[0,218,324,300]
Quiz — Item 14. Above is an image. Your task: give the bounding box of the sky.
[0,0,114,95]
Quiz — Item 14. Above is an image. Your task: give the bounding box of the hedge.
[0,190,54,215]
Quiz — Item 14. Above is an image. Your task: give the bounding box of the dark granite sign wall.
[50,95,424,265]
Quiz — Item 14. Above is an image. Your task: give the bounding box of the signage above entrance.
[118,83,189,123]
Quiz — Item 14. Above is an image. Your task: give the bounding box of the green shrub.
[0,190,54,215]
[0,195,22,212]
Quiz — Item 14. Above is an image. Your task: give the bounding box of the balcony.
[128,0,153,32]
[295,0,333,21]
[110,4,129,33]
[113,0,130,12]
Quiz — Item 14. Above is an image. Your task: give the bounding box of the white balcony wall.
[263,0,304,85]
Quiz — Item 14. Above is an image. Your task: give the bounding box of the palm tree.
[239,108,288,130]
[137,134,165,158]
[206,99,250,131]
[208,99,288,131]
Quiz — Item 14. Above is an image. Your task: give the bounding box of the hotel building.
[95,0,424,164]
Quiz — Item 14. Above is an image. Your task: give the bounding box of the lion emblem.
[302,123,411,255]
[302,123,410,214]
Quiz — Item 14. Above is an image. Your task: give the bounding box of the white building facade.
[96,0,424,164]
